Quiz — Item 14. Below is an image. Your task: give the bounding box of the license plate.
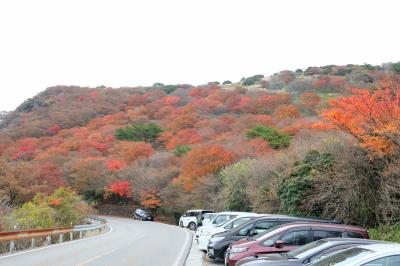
[208,248,214,256]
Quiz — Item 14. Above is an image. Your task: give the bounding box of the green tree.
[246,125,290,149]
[392,62,400,74]
[115,122,163,143]
[219,159,254,212]
[277,150,333,216]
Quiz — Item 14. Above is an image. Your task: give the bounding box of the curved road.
[0,216,191,266]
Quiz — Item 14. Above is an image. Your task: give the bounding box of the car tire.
[179,221,183,227]
[188,222,196,230]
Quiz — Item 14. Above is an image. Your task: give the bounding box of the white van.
[179,209,214,230]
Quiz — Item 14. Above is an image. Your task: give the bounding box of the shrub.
[246,125,291,149]
[115,122,163,143]
[2,188,92,230]
[369,224,400,243]
[173,144,191,156]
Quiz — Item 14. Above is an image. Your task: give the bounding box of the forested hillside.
[1,62,400,227]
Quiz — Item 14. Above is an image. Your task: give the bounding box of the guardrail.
[0,216,108,255]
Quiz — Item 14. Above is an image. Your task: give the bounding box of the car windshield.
[286,240,330,259]
[310,247,374,266]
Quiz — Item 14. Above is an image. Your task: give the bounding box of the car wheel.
[188,222,196,230]
[179,221,183,227]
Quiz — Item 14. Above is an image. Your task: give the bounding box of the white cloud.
[0,0,399,110]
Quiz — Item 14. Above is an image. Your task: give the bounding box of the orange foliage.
[273,104,301,120]
[109,181,132,198]
[166,129,202,150]
[299,92,321,110]
[140,190,161,209]
[106,159,125,171]
[180,144,235,191]
[115,141,154,163]
[321,81,400,156]
[163,96,181,106]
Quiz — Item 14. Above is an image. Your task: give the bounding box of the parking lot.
[185,233,222,266]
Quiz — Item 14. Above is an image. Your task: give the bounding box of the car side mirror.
[274,240,285,248]
[248,229,258,236]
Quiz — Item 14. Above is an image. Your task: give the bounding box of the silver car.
[309,243,400,266]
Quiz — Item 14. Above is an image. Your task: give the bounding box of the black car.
[236,238,383,266]
[133,208,153,221]
[207,215,335,261]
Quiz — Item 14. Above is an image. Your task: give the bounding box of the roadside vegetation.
[1,188,93,230]
[1,62,400,239]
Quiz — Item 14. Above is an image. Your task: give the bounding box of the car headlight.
[209,236,224,244]
[230,247,249,253]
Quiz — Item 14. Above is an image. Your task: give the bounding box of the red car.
[225,222,369,266]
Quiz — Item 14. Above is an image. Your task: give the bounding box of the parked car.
[197,214,264,251]
[133,208,153,221]
[202,213,218,226]
[179,209,214,230]
[207,215,335,261]
[236,238,382,266]
[308,243,400,266]
[224,222,368,266]
[196,212,256,241]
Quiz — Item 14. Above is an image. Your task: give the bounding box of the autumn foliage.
[321,82,400,157]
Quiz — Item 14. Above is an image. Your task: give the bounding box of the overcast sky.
[0,0,399,111]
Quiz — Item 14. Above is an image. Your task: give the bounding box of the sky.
[0,0,399,111]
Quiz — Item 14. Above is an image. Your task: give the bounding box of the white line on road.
[173,229,192,266]
[75,247,119,266]
[0,225,114,260]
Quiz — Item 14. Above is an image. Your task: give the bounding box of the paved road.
[0,216,191,266]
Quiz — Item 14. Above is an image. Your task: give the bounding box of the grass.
[368,224,400,243]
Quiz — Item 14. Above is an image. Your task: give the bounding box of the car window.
[253,221,281,234]
[363,255,400,266]
[313,230,342,241]
[311,247,374,266]
[282,230,309,246]
[224,217,252,230]
[308,244,358,263]
[346,231,364,238]
[262,233,282,246]
[238,223,254,236]
[213,215,229,225]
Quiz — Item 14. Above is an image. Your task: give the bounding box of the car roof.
[357,243,400,252]
[216,211,257,215]
[279,222,366,231]
[186,209,213,212]
[319,238,383,244]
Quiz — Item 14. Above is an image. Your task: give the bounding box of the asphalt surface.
[0,216,191,266]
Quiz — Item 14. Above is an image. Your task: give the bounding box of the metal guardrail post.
[31,238,35,248]
[59,234,64,243]
[9,240,14,254]
[70,232,73,240]
[79,231,83,239]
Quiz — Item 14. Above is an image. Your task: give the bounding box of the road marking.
[173,229,192,266]
[0,225,113,260]
[75,247,119,266]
